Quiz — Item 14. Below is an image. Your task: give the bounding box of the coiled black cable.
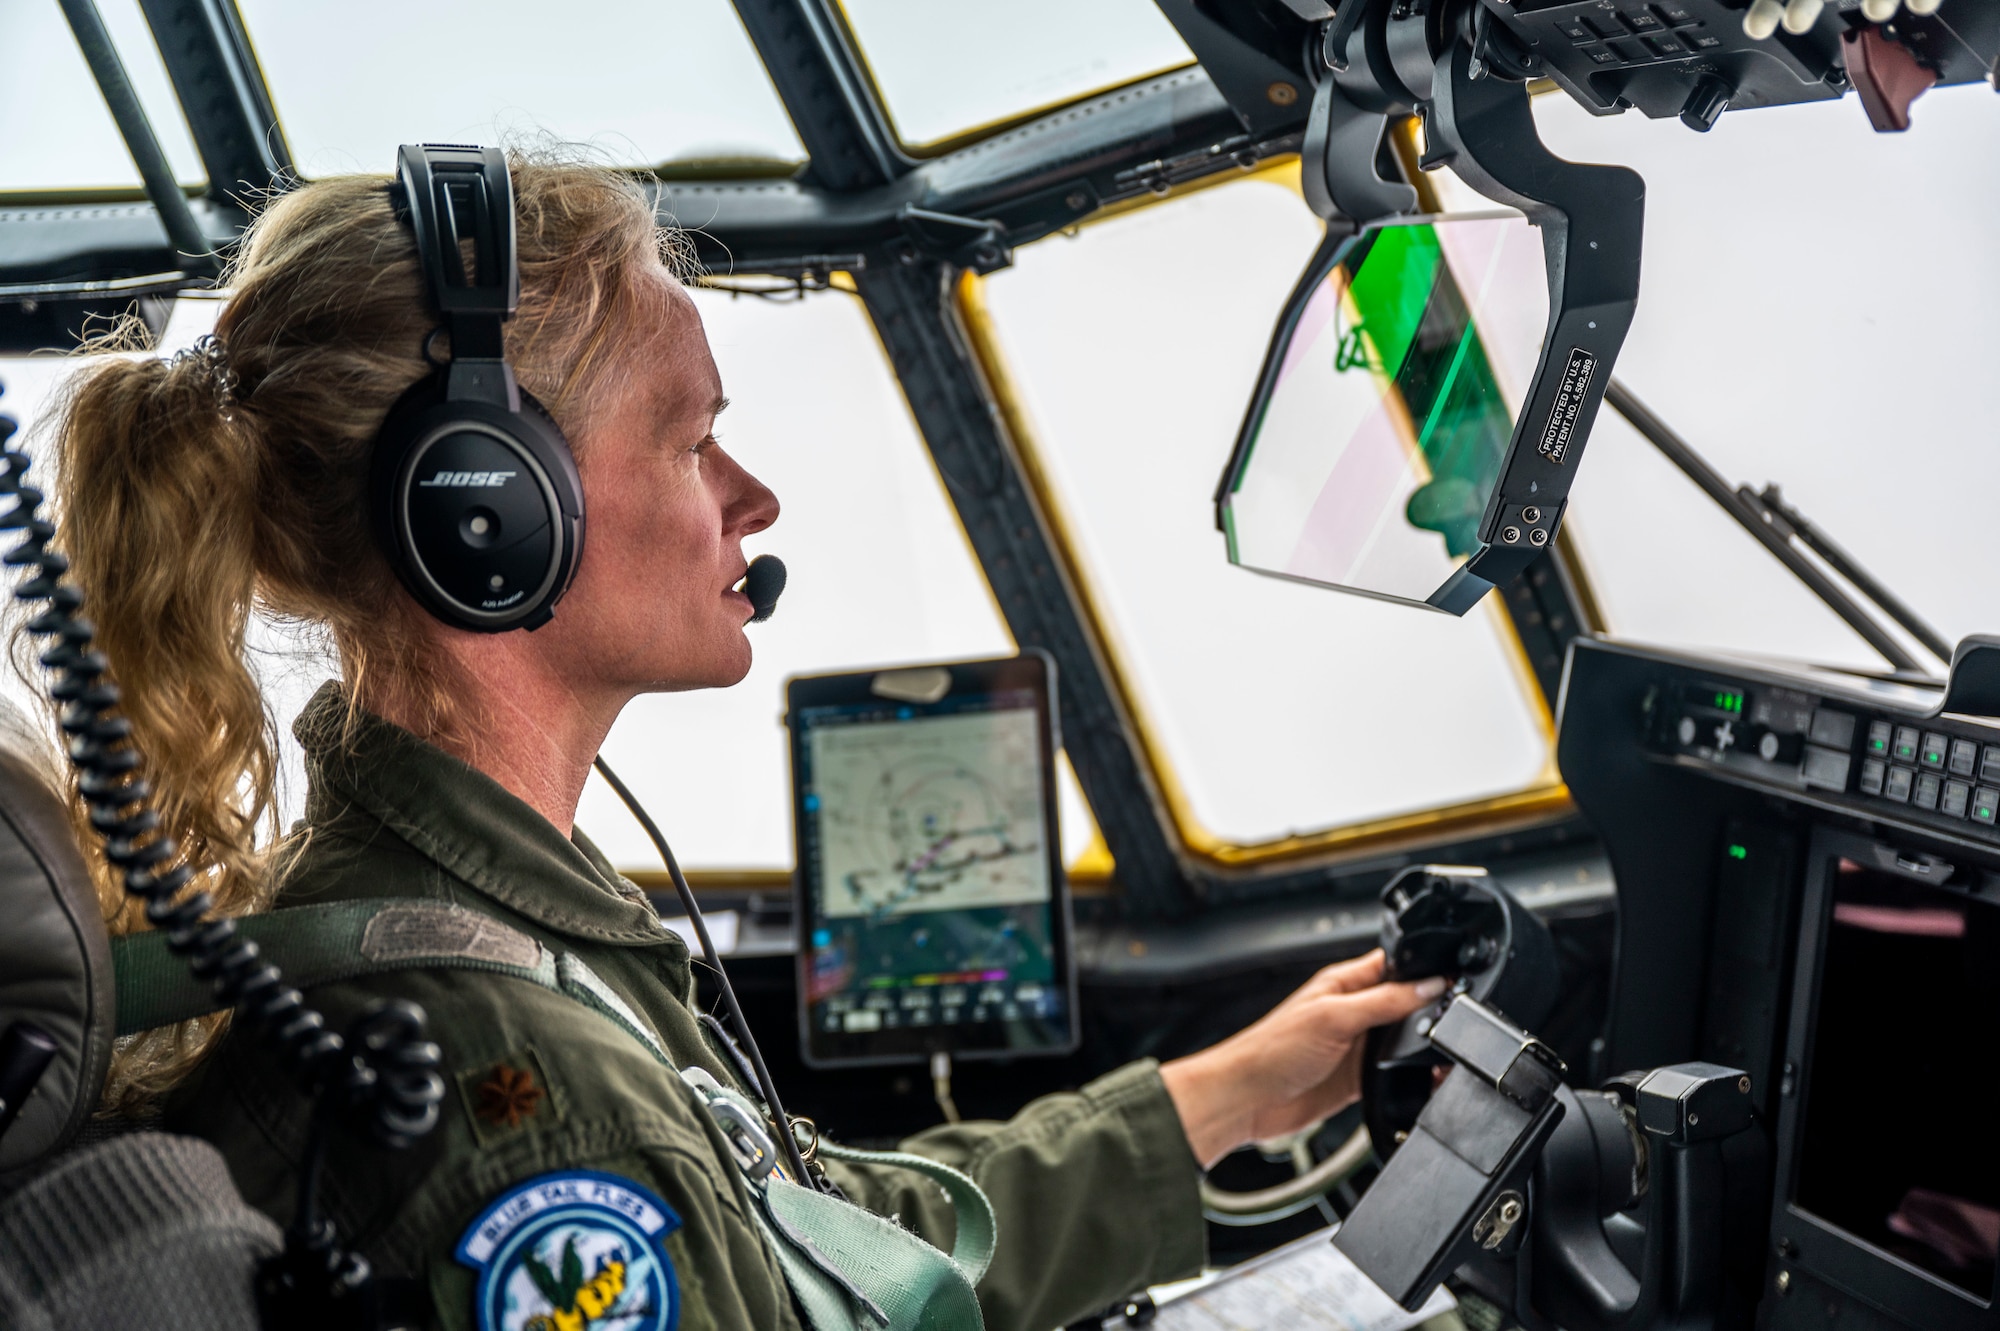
[0,394,445,1149]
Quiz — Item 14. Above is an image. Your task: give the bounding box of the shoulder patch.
[456,1171,682,1331]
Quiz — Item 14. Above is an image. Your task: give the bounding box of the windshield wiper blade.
[1602,380,1936,676]
[1745,482,1952,664]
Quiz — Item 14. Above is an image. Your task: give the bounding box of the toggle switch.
[1743,0,1785,39]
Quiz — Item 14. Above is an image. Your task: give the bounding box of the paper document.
[663,909,740,955]
[1151,1228,1457,1331]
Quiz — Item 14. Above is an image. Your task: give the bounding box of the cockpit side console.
[1333,633,2000,1329]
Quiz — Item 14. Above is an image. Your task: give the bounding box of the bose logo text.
[418,470,516,488]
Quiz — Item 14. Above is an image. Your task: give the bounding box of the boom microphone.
[740,554,786,623]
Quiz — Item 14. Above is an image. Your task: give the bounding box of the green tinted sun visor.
[1215,212,1555,615]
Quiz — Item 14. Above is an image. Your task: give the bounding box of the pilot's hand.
[1158,949,1446,1169]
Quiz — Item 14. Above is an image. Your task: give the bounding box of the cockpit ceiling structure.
[2,0,1993,917]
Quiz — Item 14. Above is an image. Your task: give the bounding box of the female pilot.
[48,154,1445,1331]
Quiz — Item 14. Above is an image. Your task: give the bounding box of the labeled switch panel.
[1481,0,1844,123]
[1655,676,2000,844]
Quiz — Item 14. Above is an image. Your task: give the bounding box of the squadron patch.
[456,1171,682,1331]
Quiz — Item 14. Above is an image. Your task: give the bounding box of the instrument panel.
[1641,659,2000,857]
[1559,636,2000,1329]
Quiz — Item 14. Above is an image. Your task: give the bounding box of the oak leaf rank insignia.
[477,1064,545,1129]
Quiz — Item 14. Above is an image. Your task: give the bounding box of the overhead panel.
[836,0,1194,150]
[231,0,806,177]
[1,0,204,194]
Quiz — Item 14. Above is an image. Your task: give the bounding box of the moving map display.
[788,658,1076,1066]
[813,706,1048,921]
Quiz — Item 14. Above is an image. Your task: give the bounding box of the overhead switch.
[1782,0,1823,35]
[1742,0,1784,39]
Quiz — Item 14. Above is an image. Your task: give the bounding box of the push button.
[1803,747,1850,791]
[1943,780,1971,818]
[1975,788,2000,826]
[1643,33,1683,57]
[1655,1,1696,21]
[1982,745,2000,785]
[1894,726,1921,763]
[1950,739,1979,778]
[1914,772,1941,811]
[1557,17,1594,41]
[1921,732,1949,769]
[1624,8,1665,30]
[1860,759,1886,796]
[1684,29,1723,49]
[1810,709,1856,749]
[1586,46,1620,63]
[1867,721,1892,757]
[1885,767,1915,803]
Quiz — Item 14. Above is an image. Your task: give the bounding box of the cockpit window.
[970,169,1561,858]
[0,285,1104,882]
[0,0,204,196]
[577,285,1104,878]
[835,0,1194,152]
[232,0,806,177]
[1546,85,2000,672]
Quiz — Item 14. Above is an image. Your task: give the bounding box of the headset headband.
[392,144,520,411]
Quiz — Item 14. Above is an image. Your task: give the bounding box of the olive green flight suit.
[168,685,1206,1331]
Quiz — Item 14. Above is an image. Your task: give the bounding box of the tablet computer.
[786,651,1078,1067]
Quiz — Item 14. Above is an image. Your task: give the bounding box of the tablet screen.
[788,654,1076,1066]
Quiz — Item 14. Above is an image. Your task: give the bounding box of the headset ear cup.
[374,144,584,634]
[516,388,585,525]
[512,386,586,628]
[369,378,584,633]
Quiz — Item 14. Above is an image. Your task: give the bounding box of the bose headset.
[371,143,786,632]
[370,143,810,1182]
[370,144,585,633]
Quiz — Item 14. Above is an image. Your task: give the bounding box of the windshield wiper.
[1602,380,1946,676]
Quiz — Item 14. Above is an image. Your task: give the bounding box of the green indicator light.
[1728,844,1748,860]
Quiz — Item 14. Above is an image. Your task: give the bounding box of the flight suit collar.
[294,681,679,948]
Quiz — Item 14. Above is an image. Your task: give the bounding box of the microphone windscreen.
[742,554,786,623]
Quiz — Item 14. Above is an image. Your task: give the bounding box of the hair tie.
[172,333,239,408]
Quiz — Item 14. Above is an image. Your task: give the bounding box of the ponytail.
[42,155,671,1113]
[46,337,276,1109]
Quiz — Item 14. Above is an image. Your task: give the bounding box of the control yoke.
[1363,865,1558,1160]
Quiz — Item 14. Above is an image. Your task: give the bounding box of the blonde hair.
[46,156,677,1110]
